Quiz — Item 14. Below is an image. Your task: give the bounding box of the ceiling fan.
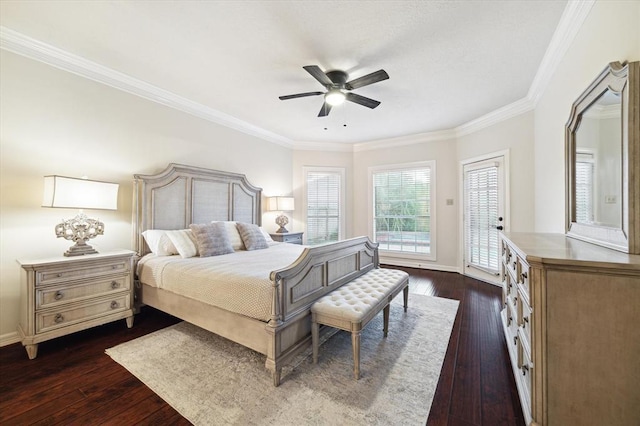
[279,65,389,117]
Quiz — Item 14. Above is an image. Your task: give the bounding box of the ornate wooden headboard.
[133,163,262,256]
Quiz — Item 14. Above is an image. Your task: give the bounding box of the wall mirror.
[565,61,639,254]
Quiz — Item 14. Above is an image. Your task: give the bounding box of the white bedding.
[137,242,306,321]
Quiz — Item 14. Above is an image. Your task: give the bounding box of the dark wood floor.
[0,268,524,425]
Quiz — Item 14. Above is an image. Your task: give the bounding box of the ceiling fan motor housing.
[325,70,349,88]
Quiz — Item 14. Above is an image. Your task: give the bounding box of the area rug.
[106,294,459,425]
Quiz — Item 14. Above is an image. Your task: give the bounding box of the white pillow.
[165,229,199,258]
[260,227,274,242]
[141,230,178,256]
[212,221,245,250]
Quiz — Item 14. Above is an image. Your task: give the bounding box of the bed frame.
[132,163,379,385]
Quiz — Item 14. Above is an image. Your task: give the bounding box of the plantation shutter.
[306,171,341,245]
[465,164,500,274]
[575,152,594,223]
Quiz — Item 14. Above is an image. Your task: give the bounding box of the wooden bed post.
[269,277,282,326]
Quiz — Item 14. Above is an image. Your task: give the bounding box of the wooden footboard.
[264,236,379,385]
[269,236,379,325]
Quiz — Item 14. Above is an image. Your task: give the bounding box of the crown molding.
[293,140,355,152]
[454,97,535,138]
[0,26,293,148]
[353,129,457,152]
[527,0,596,105]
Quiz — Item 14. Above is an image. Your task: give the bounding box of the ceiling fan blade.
[318,102,332,117]
[345,69,389,90]
[303,65,333,87]
[279,91,324,100]
[345,92,381,109]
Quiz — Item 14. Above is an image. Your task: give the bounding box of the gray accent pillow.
[236,222,269,251]
[189,222,234,257]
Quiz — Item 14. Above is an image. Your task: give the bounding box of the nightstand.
[17,249,136,359]
[269,232,304,245]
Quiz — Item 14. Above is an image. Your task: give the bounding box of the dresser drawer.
[36,259,130,286]
[517,333,533,410]
[506,297,519,339]
[37,276,130,309]
[516,257,530,301]
[518,289,532,351]
[36,294,131,333]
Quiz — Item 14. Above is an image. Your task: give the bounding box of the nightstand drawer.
[37,260,130,286]
[37,276,130,309]
[37,294,131,333]
[282,234,303,244]
[270,232,304,245]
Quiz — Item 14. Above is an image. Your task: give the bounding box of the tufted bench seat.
[310,268,409,379]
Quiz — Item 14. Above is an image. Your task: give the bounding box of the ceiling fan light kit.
[279,65,389,117]
[325,89,346,106]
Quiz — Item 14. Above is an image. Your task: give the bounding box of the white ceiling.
[0,1,569,146]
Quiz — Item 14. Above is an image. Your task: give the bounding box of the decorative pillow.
[189,222,234,257]
[236,222,269,251]
[212,221,245,250]
[141,230,179,256]
[165,229,199,258]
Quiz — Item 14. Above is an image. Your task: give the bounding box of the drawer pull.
[111,281,120,289]
[110,301,119,309]
[54,290,64,300]
[521,271,528,281]
[523,317,529,328]
[54,313,64,323]
[522,365,529,376]
[57,273,63,278]
[513,335,518,346]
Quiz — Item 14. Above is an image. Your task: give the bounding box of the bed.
[132,163,379,385]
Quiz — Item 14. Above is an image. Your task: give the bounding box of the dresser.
[18,250,136,359]
[269,231,303,245]
[500,232,640,426]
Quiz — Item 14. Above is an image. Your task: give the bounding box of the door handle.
[496,225,504,230]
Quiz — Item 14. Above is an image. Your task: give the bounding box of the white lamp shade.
[267,196,295,211]
[42,175,119,210]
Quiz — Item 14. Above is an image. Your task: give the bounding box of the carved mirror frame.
[565,61,639,254]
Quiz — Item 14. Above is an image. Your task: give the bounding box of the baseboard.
[0,331,20,347]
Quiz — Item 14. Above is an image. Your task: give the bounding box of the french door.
[462,154,506,284]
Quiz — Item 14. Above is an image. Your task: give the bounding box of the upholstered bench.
[310,268,409,379]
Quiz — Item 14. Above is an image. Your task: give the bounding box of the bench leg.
[312,319,319,364]
[352,331,361,380]
[383,304,390,337]
[403,285,409,312]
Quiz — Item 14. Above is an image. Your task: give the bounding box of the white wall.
[457,111,536,233]
[534,0,640,232]
[292,149,354,240]
[0,51,293,340]
[352,137,459,271]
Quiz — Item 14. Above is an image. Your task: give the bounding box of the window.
[304,167,345,245]
[369,161,435,260]
[575,151,594,223]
